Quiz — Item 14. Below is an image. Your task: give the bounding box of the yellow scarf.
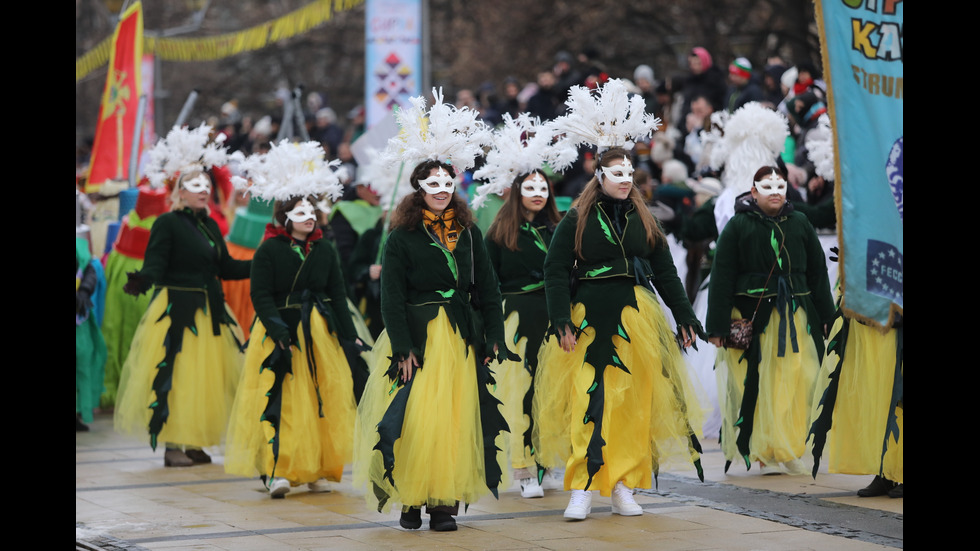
[423,208,459,252]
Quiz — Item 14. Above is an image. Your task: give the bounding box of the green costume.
[538,194,706,492]
[706,194,834,471]
[224,225,363,485]
[114,208,250,450]
[356,216,514,512]
[485,214,554,472]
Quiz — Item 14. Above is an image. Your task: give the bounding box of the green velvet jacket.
[544,196,698,332]
[380,220,506,362]
[140,209,249,288]
[705,197,834,344]
[484,218,553,296]
[137,208,250,333]
[249,227,356,345]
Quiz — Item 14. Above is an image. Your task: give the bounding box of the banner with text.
[817,0,903,327]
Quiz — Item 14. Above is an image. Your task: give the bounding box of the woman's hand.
[398,351,419,383]
[369,264,382,280]
[559,325,577,353]
[707,336,724,348]
[679,325,697,349]
[483,343,499,366]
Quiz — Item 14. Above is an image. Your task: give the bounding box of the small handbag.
[724,248,782,350]
[725,317,755,350]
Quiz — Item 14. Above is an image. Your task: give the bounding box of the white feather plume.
[710,102,789,194]
[355,146,413,211]
[378,87,493,174]
[470,113,577,209]
[710,102,791,235]
[144,124,242,188]
[234,139,345,203]
[806,113,835,181]
[549,78,661,151]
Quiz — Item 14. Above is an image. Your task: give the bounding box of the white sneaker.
[782,459,806,475]
[563,489,592,520]
[611,481,643,516]
[269,477,291,498]
[520,477,544,498]
[307,478,332,493]
[759,463,782,475]
[543,468,565,490]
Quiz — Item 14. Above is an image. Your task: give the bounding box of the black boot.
[76,413,90,432]
[888,483,903,498]
[399,507,422,530]
[429,511,457,531]
[857,475,896,497]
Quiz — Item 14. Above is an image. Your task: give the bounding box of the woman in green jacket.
[224,195,365,498]
[534,147,706,521]
[115,169,251,467]
[706,165,834,475]
[484,169,563,498]
[354,160,512,532]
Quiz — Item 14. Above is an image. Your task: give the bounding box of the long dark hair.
[389,159,474,230]
[572,147,664,259]
[485,169,563,251]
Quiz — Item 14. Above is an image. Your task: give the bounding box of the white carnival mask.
[418,167,456,195]
[286,198,317,224]
[520,173,550,199]
[600,158,635,184]
[754,170,788,196]
[181,173,211,194]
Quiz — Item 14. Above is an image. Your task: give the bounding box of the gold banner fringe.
[76,0,364,81]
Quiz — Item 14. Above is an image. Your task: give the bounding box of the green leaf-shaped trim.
[585,266,612,277]
[597,209,616,244]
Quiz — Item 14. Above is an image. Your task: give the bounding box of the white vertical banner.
[365,0,422,129]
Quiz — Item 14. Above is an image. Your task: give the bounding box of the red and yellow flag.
[85,2,143,193]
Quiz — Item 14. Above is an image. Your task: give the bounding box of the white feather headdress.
[355,146,412,211]
[709,102,790,234]
[233,139,345,203]
[709,102,789,194]
[549,78,661,151]
[805,113,835,181]
[470,113,578,209]
[378,87,493,174]
[145,124,242,188]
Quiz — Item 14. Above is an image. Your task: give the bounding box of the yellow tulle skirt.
[353,308,509,511]
[224,312,356,485]
[490,309,536,470]
[716,306,819,472]
[811,318,903,482]
[114,288,244,449]
[533,286,705,496]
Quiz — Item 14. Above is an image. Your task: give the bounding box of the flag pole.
[128,94,148,188]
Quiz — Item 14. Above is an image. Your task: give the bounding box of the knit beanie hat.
[634,64,655,85]
[691,47,713,70]
[729,57,752,79]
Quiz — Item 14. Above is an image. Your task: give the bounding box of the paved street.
[77,411,901,550]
